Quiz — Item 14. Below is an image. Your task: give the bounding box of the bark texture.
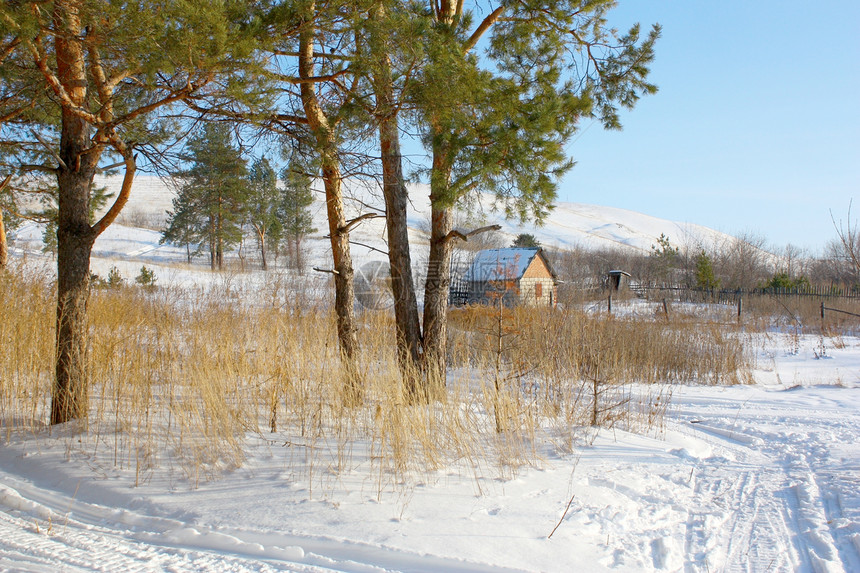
[298,4,360,400]
[51,0,100,425]
[370,14,423,395]
[422,145,455,398]
[0,210,7,270]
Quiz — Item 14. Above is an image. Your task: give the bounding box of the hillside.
[9,174,740,276]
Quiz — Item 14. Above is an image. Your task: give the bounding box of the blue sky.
[557,0,860,252]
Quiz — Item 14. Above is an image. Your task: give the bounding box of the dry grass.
[739,294,860,336]
[1,268,757,491]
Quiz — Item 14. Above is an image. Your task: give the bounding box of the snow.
[1,339,858,572]
[3,175,859,571]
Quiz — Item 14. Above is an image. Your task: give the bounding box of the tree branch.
[349,240,388,256]
[30,129,67,170]
[90,152,136,238]
[441,224,501,244]
[338,212,383,234]
[463,6,505,52]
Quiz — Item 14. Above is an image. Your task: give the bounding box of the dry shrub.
[449,304,752,435]
[740,294,860,336]
[0,268,55,437]
[2,267,756,492]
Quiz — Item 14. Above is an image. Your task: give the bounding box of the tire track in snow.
[675,395,858,573]
[0,479,520,573]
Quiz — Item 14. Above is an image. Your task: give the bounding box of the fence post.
[737,297,743,322]
[662,298,669,321]
[608,293,612,315]
[821,301,825,320]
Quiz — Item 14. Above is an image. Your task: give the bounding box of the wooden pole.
[737,297,743,322]
[608,293,612,315]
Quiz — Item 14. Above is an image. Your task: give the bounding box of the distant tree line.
[548,229,860,305]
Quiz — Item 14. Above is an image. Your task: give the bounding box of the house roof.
[464,248,543,282]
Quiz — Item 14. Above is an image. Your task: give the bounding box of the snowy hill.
[96,173,735,259]
[9,173,754,293]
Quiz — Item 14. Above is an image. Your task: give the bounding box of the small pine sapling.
[135,266,157,288]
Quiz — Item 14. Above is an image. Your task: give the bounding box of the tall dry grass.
[2,267,755,491]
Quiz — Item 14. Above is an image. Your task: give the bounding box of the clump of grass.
[2,267,757,493]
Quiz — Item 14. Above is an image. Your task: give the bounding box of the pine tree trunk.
[372,25,423,395]
[258,227,267,270]
[422,143,455,398]
[53,169,97,424]
[216,212,223,270]
[379,119,422,391]
[298,4,360,401]
[423,202,453,397]
[50,0,101,425]
[209,217,216,270]
[0,210,7,270]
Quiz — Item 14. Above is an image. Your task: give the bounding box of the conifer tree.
[694,250,720,290]
[512,234,540,248]
[161,186,199,264]
[649,234,679,286]
[246,157,281,270]
[1,0,259,424]
[280,158,316,273]
[292,0,364,394]
[167,123,248,271]
[417,1,660,392]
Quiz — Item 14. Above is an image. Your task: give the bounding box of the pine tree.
[417,1,660,393]
[279,158,316,274]
[512,233,540,248]
[169,124,248,271]
[161,184,200,264]
[0,0,259,424]
[246,157,281,270]
[694,250,720,290]
[650,234,679,286]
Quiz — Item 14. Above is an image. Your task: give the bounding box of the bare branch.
[831,201,860,274]
[18,163,58,174]
[90,153,136,238]
[30,130,67,170]
[442,224,502,244]
[339,212,383,234]
[348,240,388,256]
[464,6,505,52]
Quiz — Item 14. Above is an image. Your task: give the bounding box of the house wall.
[522,255,553,279]
[519,256,556,307]
[519,277,556,307]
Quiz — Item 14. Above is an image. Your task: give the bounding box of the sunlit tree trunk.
[298,3,360,400]
[422,145,454,398]
[51,0,100,425]
[370,3,423,397]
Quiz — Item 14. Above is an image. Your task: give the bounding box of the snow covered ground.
[0,334,858,572]
[3,175,858,571]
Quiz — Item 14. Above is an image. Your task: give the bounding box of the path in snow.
[1,382,858,571]
[671,387,860,573]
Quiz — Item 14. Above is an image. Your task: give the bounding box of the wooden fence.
[637,285,860,305]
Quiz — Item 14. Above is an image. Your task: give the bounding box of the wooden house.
[459,247,558,307]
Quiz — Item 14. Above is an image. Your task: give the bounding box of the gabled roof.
[464,248,542,282]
